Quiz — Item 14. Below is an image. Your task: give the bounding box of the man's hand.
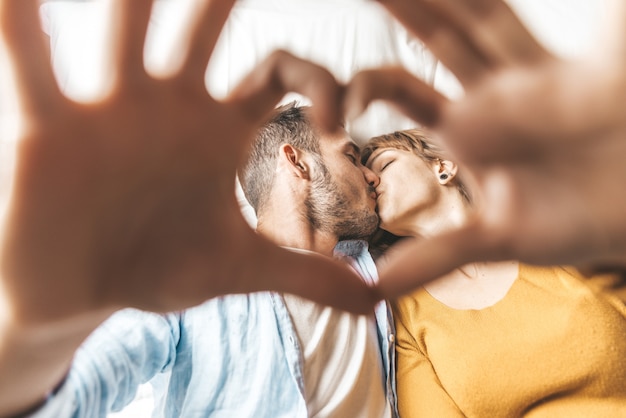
[0,0,376,324]
[343,0,626,298]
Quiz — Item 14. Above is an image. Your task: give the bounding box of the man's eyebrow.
[345,142,361,155]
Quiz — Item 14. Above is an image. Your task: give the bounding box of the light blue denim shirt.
[33,240,397,418]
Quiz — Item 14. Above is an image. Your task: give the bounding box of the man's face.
[305,133,380,240]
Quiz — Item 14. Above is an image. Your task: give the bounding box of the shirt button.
[388,334,395,343]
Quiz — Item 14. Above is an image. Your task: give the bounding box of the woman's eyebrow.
[366,149,391,167]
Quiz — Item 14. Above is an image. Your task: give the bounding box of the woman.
[363,129,626,417]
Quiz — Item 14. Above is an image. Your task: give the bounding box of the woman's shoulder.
[519,263,626,314]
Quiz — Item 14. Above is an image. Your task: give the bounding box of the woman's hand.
[344,0,626,297]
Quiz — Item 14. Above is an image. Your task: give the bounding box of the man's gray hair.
[239,102,322,214]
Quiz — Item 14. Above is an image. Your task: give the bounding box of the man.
[23,103,397,417]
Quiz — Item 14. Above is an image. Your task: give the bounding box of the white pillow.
[40,0,437,136]
[40,0,438,226]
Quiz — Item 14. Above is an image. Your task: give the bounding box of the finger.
[344,68,449,129]
[377,0,490,84]
[251,242,381,315]
[428,0,551,67]
[179,0,237,82]
[375,222,507,300]
[108,0,154,82]
[227,50,344,133]
[0,0,62,114]
[599,0,626,59]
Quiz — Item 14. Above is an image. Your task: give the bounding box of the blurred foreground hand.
[343,0,626,298]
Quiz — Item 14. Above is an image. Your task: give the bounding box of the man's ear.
[279,144,310,180]
[434,159,458,185]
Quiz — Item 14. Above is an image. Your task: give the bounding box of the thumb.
[375,222,503,299]
[243,240,380,315]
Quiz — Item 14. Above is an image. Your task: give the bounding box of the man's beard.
[305,165,379,240]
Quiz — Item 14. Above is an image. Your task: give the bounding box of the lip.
[373,192,382,213]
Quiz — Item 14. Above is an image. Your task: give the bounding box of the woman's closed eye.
[380,160,393,171]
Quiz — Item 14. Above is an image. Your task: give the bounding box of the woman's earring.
[439,173,449,181]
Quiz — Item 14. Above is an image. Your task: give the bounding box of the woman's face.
[366,147,441,235]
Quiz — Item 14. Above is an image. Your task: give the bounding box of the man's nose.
[362,165,380,188]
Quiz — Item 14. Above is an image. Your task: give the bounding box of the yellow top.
[394,265,626,417]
